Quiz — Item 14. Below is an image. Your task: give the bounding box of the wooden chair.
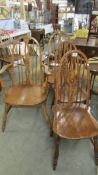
[0,37,29,83]
[44,32,75,85]
[88,57,98,95]
[52,49,98,170]
[0,36,27,65]
[0,63,12,91]
[0,40,11,68]
[63,40,77,54]
[1,36,51,132]
[47,31,69,64]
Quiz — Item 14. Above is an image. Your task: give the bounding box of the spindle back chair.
[52,49,98,170]
[1,36,51,132]
[55,49,89,104]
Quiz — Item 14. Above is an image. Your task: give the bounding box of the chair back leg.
[53,135,60,170]
[2,104,12,132]
[94,136,98,165]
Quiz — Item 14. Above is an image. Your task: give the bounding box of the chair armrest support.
[0,63,12,75]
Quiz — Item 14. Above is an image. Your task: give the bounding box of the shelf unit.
[52,0,75,33]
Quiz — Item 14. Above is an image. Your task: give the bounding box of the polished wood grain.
[2,36,51,132]
[52,49,98,170]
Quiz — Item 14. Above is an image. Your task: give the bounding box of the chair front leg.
[53,135,60,170]
[41,102,51,129]
[2,103,12,132]
[93,136,98,165]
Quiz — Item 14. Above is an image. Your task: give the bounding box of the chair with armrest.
[1,36,51,132]
[0,37,27,67]
[52,49,98,170]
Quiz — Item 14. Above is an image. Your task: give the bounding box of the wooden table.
[89,62,98,95]
[70,37,98,58]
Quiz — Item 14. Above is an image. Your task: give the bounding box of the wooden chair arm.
[42,63,52,75]
[0,63,12,91]
[0,63,12,75]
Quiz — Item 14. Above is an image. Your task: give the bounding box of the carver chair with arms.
[0,37,27,81]
[1,36,51,132]
[52,49,98,170]
[0,37,26,67]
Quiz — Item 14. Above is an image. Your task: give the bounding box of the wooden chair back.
[10,37,44,87]
[63,40,77,54]
[0,40,13,65]
[47,31,70,65]
[55,40,77,65]
[48,31,61,59]
[48,31,69,56]
[55,50,90,108]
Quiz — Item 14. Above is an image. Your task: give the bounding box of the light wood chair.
[0,37,27,81]
[63,39,77,54]
[44,31,74,85]
[0,37,26,67]
[52,49,98,170]
[47,31,69,65]
[1,36,51,132]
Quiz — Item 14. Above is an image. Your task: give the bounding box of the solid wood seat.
[52,50,98,170]
[1,37,51,132]
[4,83,48,106]
[53,103,98,139]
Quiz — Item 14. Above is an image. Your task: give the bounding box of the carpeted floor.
[0,71,98,175]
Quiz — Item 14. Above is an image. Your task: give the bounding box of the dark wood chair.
[1,36,51,132]
[88,57,98,95]
[52,49,98,170]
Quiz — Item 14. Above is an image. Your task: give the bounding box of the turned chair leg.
[90,73,96,95]
[50,123,53,137]
[2,103,12,132]
[93,136,98,165]
[53,135,60,170]
[50,89,55,137]
[41,102,51,129]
